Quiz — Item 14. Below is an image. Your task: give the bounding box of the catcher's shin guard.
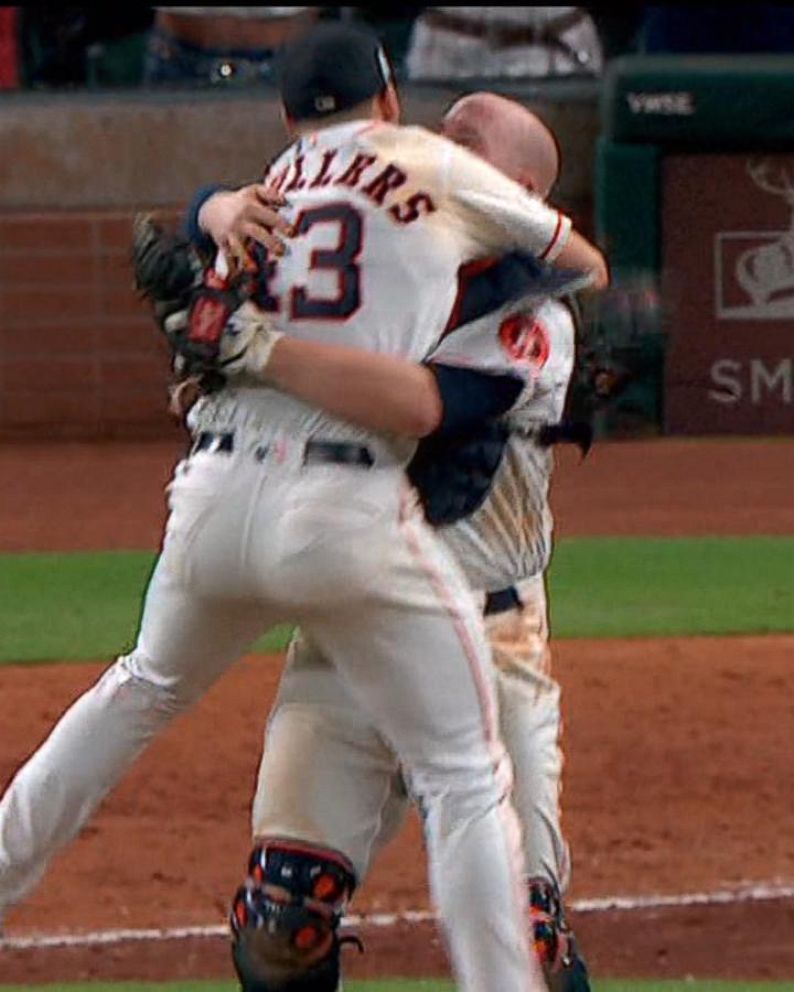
[230,840,360,991]
[529,878,591,992]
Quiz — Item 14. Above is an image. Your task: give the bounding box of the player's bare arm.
[552,228,608,290]
[221,305,523,440]
[264,334,443,437]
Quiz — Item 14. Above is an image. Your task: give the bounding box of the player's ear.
[520,171,550,200]
[377,84,401,124]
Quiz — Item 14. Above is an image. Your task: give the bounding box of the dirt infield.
[2,636,793,982]
[1,437,793,983]
[5,902,794,985]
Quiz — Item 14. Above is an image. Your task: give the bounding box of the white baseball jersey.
[438,298,576,592]
[189,119,570,455]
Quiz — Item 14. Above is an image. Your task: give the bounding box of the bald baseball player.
[0,24,604,992]
[194,93,596,991]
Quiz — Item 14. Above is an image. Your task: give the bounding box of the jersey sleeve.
[443,141,572,260]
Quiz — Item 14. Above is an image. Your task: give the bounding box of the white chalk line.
[3,881,793,952]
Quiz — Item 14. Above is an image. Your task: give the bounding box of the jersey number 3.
[255,202,363,321]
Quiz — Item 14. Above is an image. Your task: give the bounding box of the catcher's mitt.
[566,276,665,426]
[132,213,254,393]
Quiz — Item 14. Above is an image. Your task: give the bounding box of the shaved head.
[441,92,560,198]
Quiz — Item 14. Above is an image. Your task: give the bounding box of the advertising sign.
[663,154,794,433]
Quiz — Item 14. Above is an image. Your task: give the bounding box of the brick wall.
[0,210,184,439]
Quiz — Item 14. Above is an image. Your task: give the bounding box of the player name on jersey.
[268,145,437,226]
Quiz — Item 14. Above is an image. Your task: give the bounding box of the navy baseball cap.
[278,22,394,121]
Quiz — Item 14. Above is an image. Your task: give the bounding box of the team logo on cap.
[314,94,337,113]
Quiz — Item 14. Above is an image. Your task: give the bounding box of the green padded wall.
[595,139,660,276]
[602,54,794,148]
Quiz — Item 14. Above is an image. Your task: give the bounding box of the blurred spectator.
[19,7,153,87]
[0,6,20,88]
[144,6,321,86]
[589,7,645,61]
[405,6,603,81]
[84,9,155,87]
[640,5,794,53]
[19,7,88,87]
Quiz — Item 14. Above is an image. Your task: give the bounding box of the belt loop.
[191,430,235,456]
[483,586,523,617]
[303,441,375,468]
[217,432,234,454]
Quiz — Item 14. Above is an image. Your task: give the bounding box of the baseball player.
[195,92,593,991]
[0,23,606,992]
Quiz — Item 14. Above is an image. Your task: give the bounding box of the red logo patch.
[498,314,550,370]
[189,296,229,345]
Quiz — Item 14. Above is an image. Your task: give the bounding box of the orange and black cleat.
[529,878,592,992]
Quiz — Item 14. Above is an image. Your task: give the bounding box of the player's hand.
[219,301,284,381]
[198,183,294,267]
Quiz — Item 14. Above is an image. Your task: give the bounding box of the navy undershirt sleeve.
[183,183,231,256]
[427,364,523,438]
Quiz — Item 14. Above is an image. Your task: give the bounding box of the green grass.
[548,535,794,639]
[2,982,794,992]
[0,537,792,664]
[0,550,289,664]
